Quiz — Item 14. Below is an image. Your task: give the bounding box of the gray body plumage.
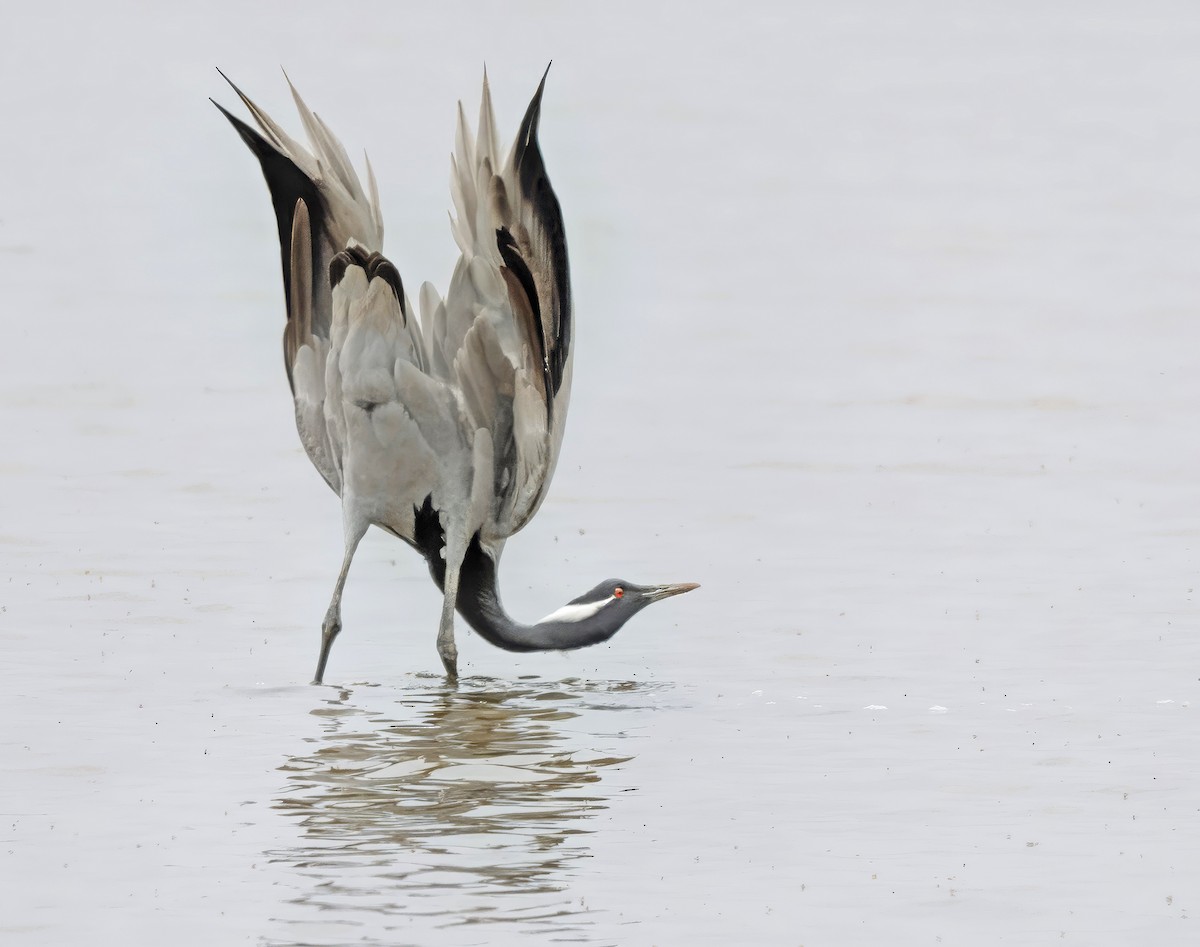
[216,69,696,682]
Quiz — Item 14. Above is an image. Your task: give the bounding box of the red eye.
[614,587,624,599]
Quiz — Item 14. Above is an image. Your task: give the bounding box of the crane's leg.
[435,435,492,680]
[313,519,368,685]
[437,548,464,680]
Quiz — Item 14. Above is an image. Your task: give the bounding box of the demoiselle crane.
[214,69,697,682]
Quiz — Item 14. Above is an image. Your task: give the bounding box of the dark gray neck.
[427,537,625,653]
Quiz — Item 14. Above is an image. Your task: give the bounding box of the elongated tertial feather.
[288,198,314,356]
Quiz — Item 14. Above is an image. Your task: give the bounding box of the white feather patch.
[537,597,613,625]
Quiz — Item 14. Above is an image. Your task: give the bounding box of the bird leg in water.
[312,521,367,685]
[436,434,491,679]
[437,552,462,679]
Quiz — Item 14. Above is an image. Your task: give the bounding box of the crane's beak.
[642,582,700,602]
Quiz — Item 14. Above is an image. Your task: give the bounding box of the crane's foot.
[438,643,459,680]
[312,613,341,685]
[437,624,458,680]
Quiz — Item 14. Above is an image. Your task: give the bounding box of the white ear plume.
[537,596,614,625]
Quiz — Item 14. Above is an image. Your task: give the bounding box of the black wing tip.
[214,67,251,106]
[209,95,237,122]
[210,68,240,124]
[209,78,266,149]
[512,64,552,153]
[212,68,281,147]
[212,101,276,160]
[211,97,264,148]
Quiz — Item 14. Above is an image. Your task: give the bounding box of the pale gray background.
[2,2,1198,944]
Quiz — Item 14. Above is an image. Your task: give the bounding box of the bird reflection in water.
[266,676,654,942]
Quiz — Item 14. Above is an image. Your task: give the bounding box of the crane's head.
[534,579,699,648]
[581,579,700,613]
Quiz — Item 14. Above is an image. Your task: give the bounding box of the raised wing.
[426,68,574,540]
[212,69,384,388]
[214,73,396,492]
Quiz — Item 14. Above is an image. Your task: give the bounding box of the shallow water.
[4,2,1200,944]
[266,678,660,943]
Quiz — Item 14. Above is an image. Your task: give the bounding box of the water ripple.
[263,676,663,945]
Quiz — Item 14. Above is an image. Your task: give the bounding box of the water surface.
[3,2,1199,944]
